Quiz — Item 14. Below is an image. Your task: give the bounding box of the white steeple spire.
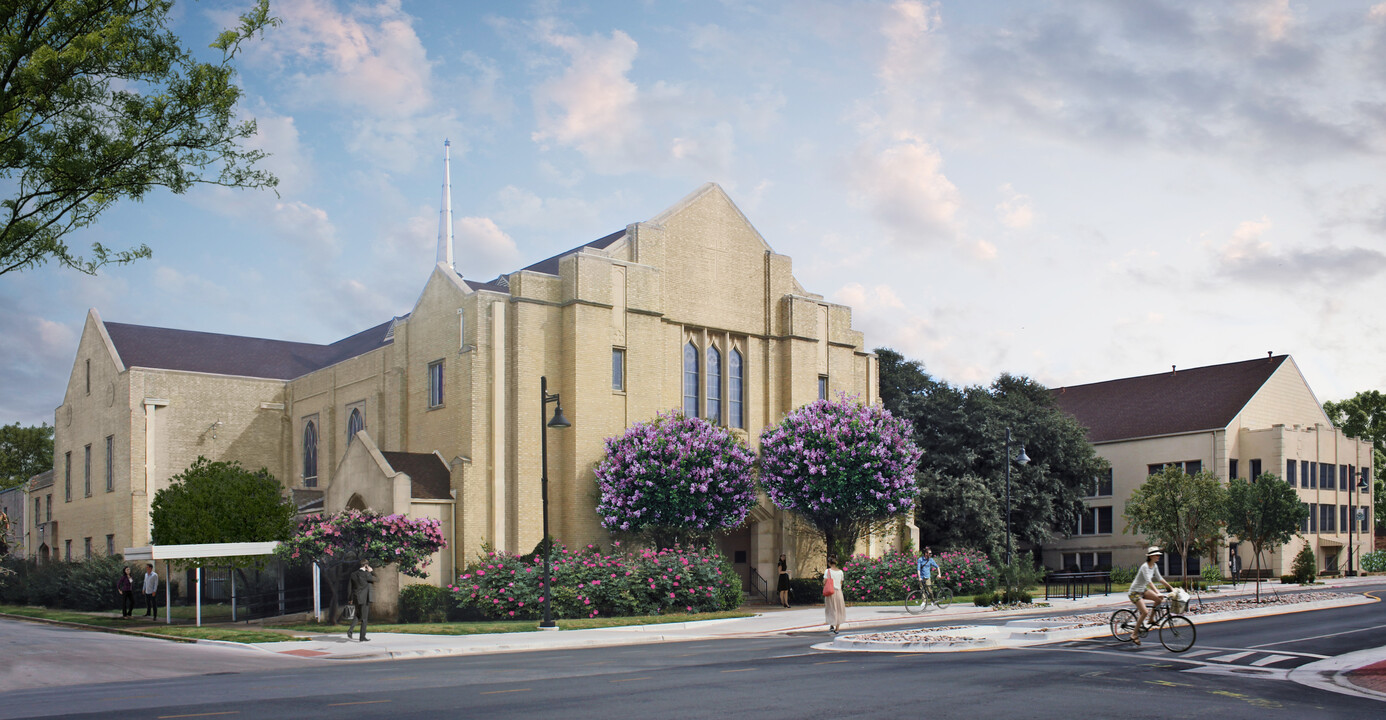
[436,139,455,271]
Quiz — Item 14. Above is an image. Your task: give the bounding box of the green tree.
[0,422,53,489]
[0,0,280,276]
[1124,466,1227,586]
[1323,390,1386,533]
[1224,474,1310,601]
[151,456,296,548]
[877,347,1108,559]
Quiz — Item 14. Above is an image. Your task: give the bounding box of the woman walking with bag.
[823,556,846,634]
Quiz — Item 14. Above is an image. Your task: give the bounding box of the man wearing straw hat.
[1128,546,1175,646]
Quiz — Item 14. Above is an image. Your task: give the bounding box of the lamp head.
[1015,445,1030,466]
[548,403,571,429]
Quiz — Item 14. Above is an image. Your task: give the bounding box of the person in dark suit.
[346,560,375,641]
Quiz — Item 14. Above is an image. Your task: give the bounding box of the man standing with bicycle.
[1129,546,1175,646]
[917,547,940,595]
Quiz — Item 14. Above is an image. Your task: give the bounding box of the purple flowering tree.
[595,411,758,548]
[275,509,447,622]
[760,396,922,563]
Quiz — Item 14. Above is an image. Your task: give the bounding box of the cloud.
[879,1,943,90]
[996,184,1035,229]
[0,302,78,424]
[531,27,642,164]
[847,133,961,247]
[272,201,339,254]
[1215,217,1386,282]
[454,216,522,279]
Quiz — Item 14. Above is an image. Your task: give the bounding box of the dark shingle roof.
[1052,356,1289,443]
[104,319,394,381]
[486,229,626,286]
[380,451,452,500]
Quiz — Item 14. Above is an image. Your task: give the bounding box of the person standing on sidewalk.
[823,556,846,634]
[347,560,376,641]
[777,554,791,608]
[116,566,135,618]
[1229,549,1242,585]
[142,564,159,619]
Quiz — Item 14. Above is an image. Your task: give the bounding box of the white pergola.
[122,542,284,626]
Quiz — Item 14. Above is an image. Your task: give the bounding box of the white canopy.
[122,542,283,626]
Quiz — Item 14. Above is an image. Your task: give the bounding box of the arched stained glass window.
[706,345,722,424]
[302,420,318,487]
[346,407,364,444]
[729,348,744,428]
[683,341,700,417]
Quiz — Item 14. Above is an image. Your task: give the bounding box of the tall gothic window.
[706,346,722,424]
[302,420,319,487]
[683,342,699,417]
[346,407,364,444]
[729,348,744,428]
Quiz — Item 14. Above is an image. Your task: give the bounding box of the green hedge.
[398,583,453,623]
[1360,551,1386,573]
[1,554,131,611]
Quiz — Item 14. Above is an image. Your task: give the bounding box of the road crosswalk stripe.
[1208,652,1253,663]
[1250,654,1298,666]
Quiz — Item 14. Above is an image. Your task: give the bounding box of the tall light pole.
[1004,427,1030,567]
[538,376,570,630]
[1349,474,1369,577]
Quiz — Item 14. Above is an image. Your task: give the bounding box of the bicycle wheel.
[904,590,926,615]
[1110,609,1137,643]
[932,587,954,609]
[1159,615,1196,652]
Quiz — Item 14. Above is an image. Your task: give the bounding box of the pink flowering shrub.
[595,412,757,547]
[935,549,994,595]
[450,544,742,620]
[839,549,995,600]
[275,509,447,577]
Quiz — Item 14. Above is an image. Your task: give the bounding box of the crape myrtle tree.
[0,0,280,276]
[275,509,447,623]
[1225,474,1310,602]
[1124,466,1227,587]
[1324,390,1385,533]
[594,411,758,549]
[877,348,1108,561]
[759,395,922,564]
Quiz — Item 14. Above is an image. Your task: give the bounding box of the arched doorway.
[38,543,49,564]
[346,494,367,511]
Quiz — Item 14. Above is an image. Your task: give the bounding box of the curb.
[0,611,196,643]
[1289,648,1386,702]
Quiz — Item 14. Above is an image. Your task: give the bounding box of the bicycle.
[903,579,954,614]
[1109,591,1196,652]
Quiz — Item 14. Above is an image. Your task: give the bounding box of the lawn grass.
[0,604,307,643]
[277,609,754,635]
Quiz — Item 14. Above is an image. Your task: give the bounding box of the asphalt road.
[2,585,1382,720]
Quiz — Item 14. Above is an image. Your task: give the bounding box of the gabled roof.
[1052,355,1289,443]
[486,228,625,287]
[380,451,452,500]
[103,319,395,381]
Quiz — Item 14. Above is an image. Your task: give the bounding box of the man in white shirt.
[142,564,159,619]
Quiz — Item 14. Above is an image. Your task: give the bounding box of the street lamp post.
[538,376,570,630]
[1004,427,1030,567]
[1348,474,1370,577]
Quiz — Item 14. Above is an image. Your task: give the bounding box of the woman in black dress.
[777,553,791,608]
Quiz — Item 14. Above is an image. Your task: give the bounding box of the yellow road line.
[610,677,652,683]
[814,660,851,665]
[720,668,756,673]
[326,700,390,707]
[480,688,531,695]
[157,713,238,719]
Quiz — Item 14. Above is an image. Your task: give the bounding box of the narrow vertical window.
[302,419,318,488]
[612,348,625,390]
[64,452,72,501]
[83,444,91,497]
[1229,459,1238,480]
[346,406,364,444]
[683,342,700,417]
[817,375,828,401]
[85,359,90,395]
[106,535,114,556]
[1302,460,1311,488]
[34,498,40,527]
[706,345,722,425]
[105,435,114,492]
[1249,458,1261,479]
[65,540,71,561]
[83,537,91,559]
[1286,460,1296,486]
[428,360,445,408]
[45,494,51,521]
[458,309,466,350]
[729,348,744,429]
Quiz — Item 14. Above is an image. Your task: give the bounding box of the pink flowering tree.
[275,509,447,622]
[595,412,758,548]
[760,395,922,563]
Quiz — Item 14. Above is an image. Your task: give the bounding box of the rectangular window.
[1062,553,1078,571]
[1097,552,1113,570]
[611,348,625,390]
[1148,463,1164,476]
[1340,465,1349,491]
[1309,503,1317,532]
[1079,508,1095,535]
[1341,504,1349,533]
[1302,460,1311,488]
[428,360,444,408]
[1229,459,1238,480]
[106,534,114,556]
[1285,460,1296,485]
[1184,460,1202,475]
[45,494,51,521]
[83,444,91,497]
[1300,503,1309,533]
[85,358,90,395]
[83,537,91,559]
[1320,504,1334,533]
[1364,508,1373,532]
[817,375,828,401]
[1089,468,1113,497]
[64,452,72,502]
[1249,459,1261,479]
[1322,463,1333,489]
[65,540,71,561]
[1363,467,1372,493]
[1097,506,1113,534]
[105,435,114,492]
[34,498,40,527]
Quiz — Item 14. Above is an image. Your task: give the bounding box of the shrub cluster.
[0,554,130,610]
[1290,545,1317,584]
[1360,550,1386,574]
[451,544,742,620]
[398,583,452,623]
[841,551,912,602]
[936,549,994,595]
[1200,564,1225,585]
[1109,565,1138,585]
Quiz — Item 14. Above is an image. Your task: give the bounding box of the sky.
[4,0,1386,427]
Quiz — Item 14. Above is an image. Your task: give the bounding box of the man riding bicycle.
[1129,546,1175,646]
[917,547,940,593]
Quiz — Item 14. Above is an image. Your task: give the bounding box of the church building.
[41,146,884,615]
